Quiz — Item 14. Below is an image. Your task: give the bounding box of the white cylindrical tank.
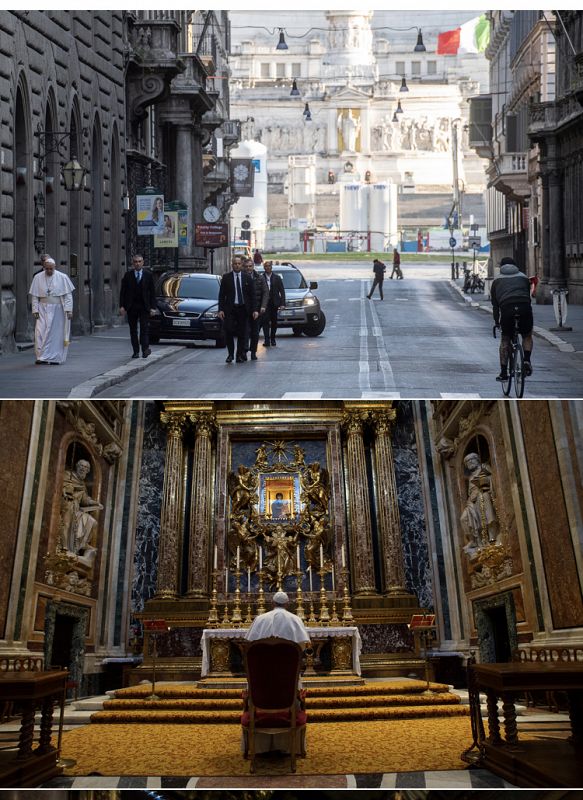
[339,182,368,236]
[230,140,268,250]
[368,182,398,251]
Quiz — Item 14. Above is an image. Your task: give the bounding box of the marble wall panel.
[519,402,583,629]
[155,626,203,658]
[359,623,413,653]
[0,401,34,638]
[131,403,166,613]
[393,402,433,609]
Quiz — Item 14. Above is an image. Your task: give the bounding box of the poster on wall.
[230,159,255,197]
[136,192,165,235]
[178,209,188,247]
[154,211,179,248]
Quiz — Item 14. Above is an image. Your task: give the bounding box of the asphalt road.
[90,260,583,400]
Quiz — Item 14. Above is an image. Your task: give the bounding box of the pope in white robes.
[29,257,75,364]
[245,591,310,646]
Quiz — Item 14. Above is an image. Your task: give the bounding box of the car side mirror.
[309,281,318,290]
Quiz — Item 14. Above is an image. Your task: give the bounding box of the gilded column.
[156,412,187,598]
[341,410,377,595]
[371,407,407,594]
[187,412,216,597]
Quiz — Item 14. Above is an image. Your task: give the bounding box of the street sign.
[195,223,229,248]
[468,236,481,250]
[449,237,457,248]
[241,219,251,230]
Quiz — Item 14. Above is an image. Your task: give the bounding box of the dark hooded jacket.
[490,263,530,321]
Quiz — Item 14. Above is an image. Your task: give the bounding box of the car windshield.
[273,270,307,290]
[160,275,219,300]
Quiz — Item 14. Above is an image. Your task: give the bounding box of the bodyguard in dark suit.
[262,261,286,346]
[218,257,258,363]
[243,258,268,360]
[119,254,157,358]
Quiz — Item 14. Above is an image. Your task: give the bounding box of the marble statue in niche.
[432,118,451,152]
[337,110,361,153]
[60,458,103,564]
[460,452,499,552]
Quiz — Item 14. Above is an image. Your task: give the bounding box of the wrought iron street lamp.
[62,159,87,192]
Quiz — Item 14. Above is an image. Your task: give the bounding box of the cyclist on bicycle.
[491,257,533,381]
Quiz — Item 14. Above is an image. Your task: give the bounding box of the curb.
[67,346,184,398]
[449,280,575,353]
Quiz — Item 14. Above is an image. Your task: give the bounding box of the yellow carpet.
[61,717,474,776]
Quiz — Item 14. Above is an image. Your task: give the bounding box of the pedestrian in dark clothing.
[218,257,260,363]
[119,254,157,358]
[262,261,286,346]
[367,258,386,299]
[390,248,403,279]
[253,249,263,265]
[244,258,268,360]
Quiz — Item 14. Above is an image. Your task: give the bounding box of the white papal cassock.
[245,605,310,645]
[29,270,75,364]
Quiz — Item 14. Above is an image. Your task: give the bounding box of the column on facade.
[371,408,407,595]
[541,136,565,289]
[187,412,216,597]
[360,107,370,153]
[341,410,377,595]
[156,412,187,598]
[174,120,196,269]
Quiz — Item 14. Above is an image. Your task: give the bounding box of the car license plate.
[280,310,295,317]
[172,318,191,327]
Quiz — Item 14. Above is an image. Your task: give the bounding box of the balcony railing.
[498,152,527,173]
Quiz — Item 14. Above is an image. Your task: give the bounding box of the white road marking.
[282,392,323,399]
[367,283,396,389]
[359,280,371,393]
[361,391,401,399]
[440,393,482,399]
[198,393,246,399]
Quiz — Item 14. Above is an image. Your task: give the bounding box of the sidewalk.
[0,326,184,398]
[451,279,583,353]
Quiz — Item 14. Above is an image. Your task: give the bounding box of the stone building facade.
[0,11,127,350]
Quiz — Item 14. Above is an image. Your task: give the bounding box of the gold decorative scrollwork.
[210,638,230,673]
[331,637,352,671]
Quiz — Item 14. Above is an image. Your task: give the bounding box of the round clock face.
[234,164,249,180]
[203,205,220,222]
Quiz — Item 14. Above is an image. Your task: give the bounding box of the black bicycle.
[493,306,526,398]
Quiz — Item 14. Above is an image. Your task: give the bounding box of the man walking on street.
[390,248,403,279]
[29,255,75,364]
[119,254,157,359]
[243,258,268,360]
[218,257,258,363]
[262,260,286,346]
[367,258,386,299]
[491,256,534,380]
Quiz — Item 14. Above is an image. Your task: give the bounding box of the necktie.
[235,273,242,304]
[136,271,142,283]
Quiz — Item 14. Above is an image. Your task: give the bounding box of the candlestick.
[297,544,301,570]
[341,544,346,569]
[232,567,243,627]
[330,566,340,625]
[341,566,354,625]
[207,569,220,627]
[320,544,324,569]
[257,569,266,615]
[214,544,218,570]
[236,546,240,570]
[295,570,305,621]
[307,593,318,626]
[318,566,330,626]
[247,566,251,593]
[308,565,313,593]
[259,545,263,570]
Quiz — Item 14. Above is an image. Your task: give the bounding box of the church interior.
[1,400,582,791]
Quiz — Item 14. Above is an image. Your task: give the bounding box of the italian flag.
[437,15,490,55]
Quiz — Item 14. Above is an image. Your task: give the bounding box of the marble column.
[187,412,216,598]
[156,412,187,598]
[371,408,407,595]
[341,410,377,595]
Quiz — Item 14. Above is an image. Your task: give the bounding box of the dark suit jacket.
[120,268,157,311]
[264,272,286,309]
[219,270,256,316]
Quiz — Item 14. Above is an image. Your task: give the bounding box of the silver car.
[257,262,326,337]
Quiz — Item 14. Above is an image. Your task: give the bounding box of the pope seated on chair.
[242,592,310,773]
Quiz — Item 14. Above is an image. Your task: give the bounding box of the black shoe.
[132,352,140,359]
[263,341,270,347]
[225,355,234,363]
[496,372,508,382]
[240,353,248,361]
[251,353,258,361]
[523,362,532,376]
[142,348,151,358]
[236,355,245,363]
[271,340,276,346]
[367,295,371,299]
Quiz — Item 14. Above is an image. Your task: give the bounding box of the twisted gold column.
[341,410,377,595]
[187,412,216,597]
[372,408,407,595]
[155,412,187,598]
